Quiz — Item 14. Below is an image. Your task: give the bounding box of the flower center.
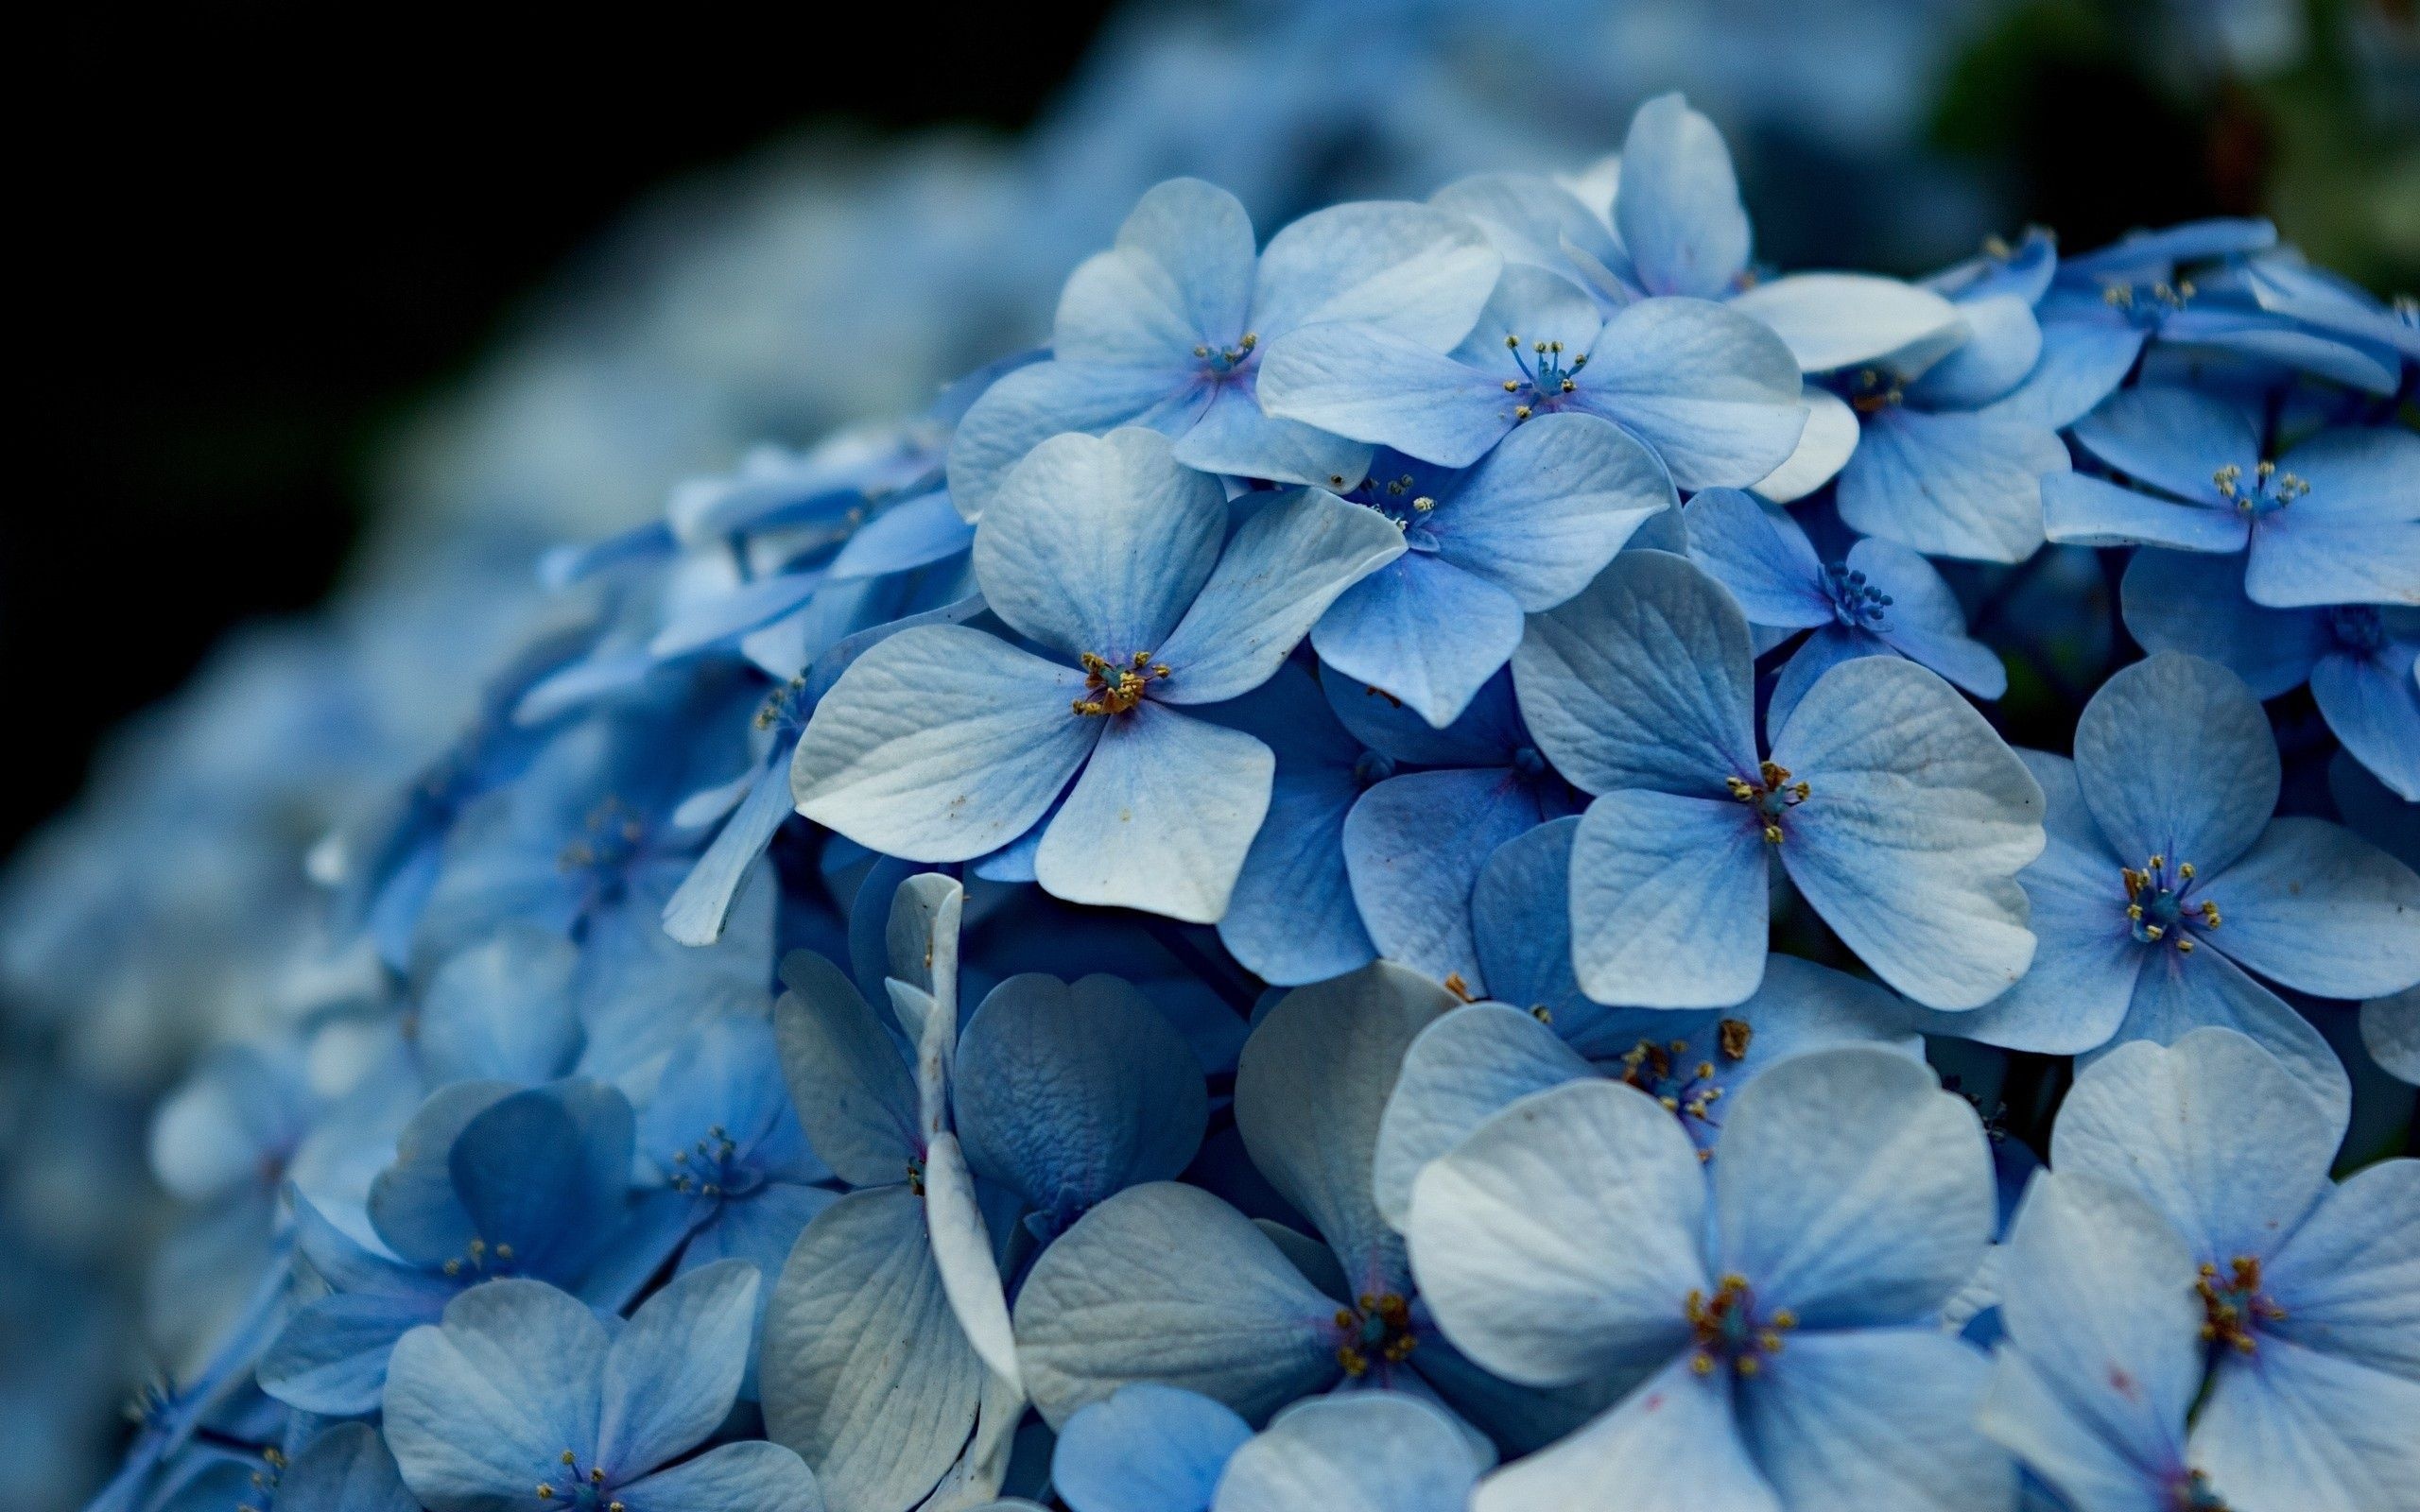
[2100,277,2196,329]
[440,1235,522,1280]
[1846,367,1903,414]
[1617,1020,1753,1153]
[535,1450,622,1511]
[559,797,648,885]
[1685,1274,1794,1377]
[754,674,813,740]
[1821,562,1893,629]
[667,1124,761,1201]
[233,1446,285,1512]
[2197,1256,2287,1355]
[1192,332,1258,376]
[1332,1292,1421,1380]
[2328,605,2384,653]
[2168,1469,2232,1510]
[1498,332,1589,421]
[1071,651,1169,717]
[1347,472,1443,549]
[2120,854,2220,952]
[2210,460,2308,515]
[1726,762,1808,844]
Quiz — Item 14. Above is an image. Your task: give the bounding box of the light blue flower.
[2041,1029,2420,1511]
[1683,487,2005,730]
[793,427,1403,921]
[1407,1046,2012,1512]
[1311,414,1671,727]
[1013,964,1608,1452]
[2043,387,2420,608]
[946,178,1502,515]
[1951,655,2420,1125]
[1512,549,2044,1011]
[1050,1384,1250,1512]
[256,1080,637,1418]
[2121,549,2420,799]
[384,1263,823,1512]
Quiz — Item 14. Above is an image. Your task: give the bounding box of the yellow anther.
[2200,902,2221,927]
[1411,496,1435,512]
[1762,824,1784,845]
[1530,1005,1554,1024]
[2176,937,2196,954]
[537,1488,555,1500]
[1736,1355,1761,1376]
[1513,405,1532,421]
[2127,903,2144,920]
[1503,379,1521,391]
[1718,1019,1753,1060]
[1560,378,1576,392]
[2177,862,2194,880]
[562,1452,578,1467]
[2142,925,2165,942]
[1503,335,1520,349]
[1442,972,1477,1003]
[1690,1353,1715,1375]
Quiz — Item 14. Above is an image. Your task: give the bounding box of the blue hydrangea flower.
[256,1080,637,1418]
[1311,414,1671,728]
[2121,548,2420,799]
[384,1263,823,1512]
[1951,655,2420,1123]
[947,177,1502,515]
[2044,1030,2420,1510]
[1052,1384,1251,1512]
[1683,487,2005,730]
[2043,387,2420,607]
[1512,549,2045,1010]
[150,1423,419,1512]
[793,427,1403,921]
[1013,964,1610,1452]
[1407,1046,2011,1512]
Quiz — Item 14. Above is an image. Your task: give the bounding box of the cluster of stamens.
[560,797,646,874]
[1618,1021,1752,1156]
[2169,1469,2233,1510]
[2120,854,2219,952]
[233,1446,286,1512]
[1821,562,1893,627]
[1726,762,1809,844]
[1191,332,1258,373]
[1500,334,1587,421]
[1333,1292,1419,1378]
[2211,460,2308,512]
[441,1235,517,1279]
[668,1125,742,1196]
[754,673,811,737]
[1071,651,1169,716]
[2196,1257,2287,1355]
[1685,1274,1794,1377]
[1353,472,1440,531]
[535,1449,621,1510]
[1846,367,1903,414]
[2101,278,2196,324]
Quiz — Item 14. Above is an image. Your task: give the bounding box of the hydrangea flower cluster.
[38,92,2420,1512]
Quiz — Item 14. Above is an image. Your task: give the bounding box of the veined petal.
[2204,816,2420,1001]
[1737,1329,2014,1512]
[1057,178,1255,365]
[1256,323,1516,468]
[1373,1005,1594,1230]
[2071,653,2277,883]
[1033,702,1273,923]
[1836,407,2066,565]
[1568,789,1771,1010]
[1683,487,1831,628]
[1251,200,1501,348]
[1314,553,1527,730]
[2043,473,2250,554]
[1210,1393,1480,1512]
[2119,550,2328,700]
[1572,298,1806,491]
[1615,93,1751,301]
[1343,766,1555,988]
[947,359,1210,520]
[1471,1355,1777,1512]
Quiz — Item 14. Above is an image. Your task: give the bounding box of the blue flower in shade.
[1406,1047,2012,1512]
[1013,964,1611,1453]
[256,1080,637,1418]
[1310,414,1671,728]
[150,1422,420,1512]
[2037,1030,2420,1510]
[383,1263,824,1512]
[792,427,1403,922]
[2122,549,2420,799]
[1052,1386,1478,1512]
[2043,387,2420,608]
[2223,249,2420,380]
[1683,487,2005,730]
[1950,655,2420,1125]
[1330,669,1580,992]
[1977,1170,2234,1512]
[764,873,1206,1512]
[1372,822,1923,1215]
[2364,984,2420,1087]
[1511,549,2045,1011]
[946,177,1502,515]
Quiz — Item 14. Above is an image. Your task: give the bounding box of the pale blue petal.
[1848,537,2008,698]
[1615,93,1750,300]
[1211,1393,1478,1512]
[2052,1031,2338,1266]
[1057,179,1255,364]
[1904,294,2042,410]
[1737,1329,2013,1512]
[1169,385,1371,490]
[277,1423,420,1512]
[1570,298,1806,491]
[825,490,975,582]
[1714,1049,1991,1324]
[1213,665,1375,985]
[618,1442,825,1512]
[1052,1384,1249,1512]
[2313,644,2420,802]
[924,1131,1020,1390]
[2245,424,2420,609]
[954,973,1207,1223]
[977,428,1226,661]
[665,762,796,947]
[418,925,581,1087]
[1772,657,2046,1011]
[760,1188,985,1512]
[599,1260,758,1476]
[2189,1338,2420,1512]
[1250,201,1501,348]
[1469,816,1598,1038]
[1314,553,1526,729]
[1255,324,1514,468]
[2102,946,2349,1136]
[259,1292,449,1418]
[1979,314,2145,431]
[1511,549,1757,797]
[1236,963,1456,1293]
[1568,788,1771,1009]
[1750,387,1861,503]
[2261,1158,2420,1379]
[1431,410,1672,610]
[1836,407,2067,564]
[1470,1356,1777,1512]
[2042,473,2249,553]
[947,360,1211,520]
[1343,766,1553,988]
[791,626,1098,863]
[2118,550,2328,699]
[2068,387,2256,506]
[771,949,920,1188]
[1155,486,1406,706]
[1373,1005,1594,1229]
[384,1280,610,1508]
[1011,1182,1339,1429]
[1408,1079,1704,1390]
[1428,174,1624,296]
[1033,702,1273,923]
[1727,274,1962,375]
[1682,488,1830,629]
[1768,624,1884,736]
[2205,816,2420,1000]
[2071,653,2276,880]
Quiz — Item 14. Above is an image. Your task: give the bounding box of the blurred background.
[4,1,2414,1507]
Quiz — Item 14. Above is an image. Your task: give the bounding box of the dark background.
[9,1,2411,858]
